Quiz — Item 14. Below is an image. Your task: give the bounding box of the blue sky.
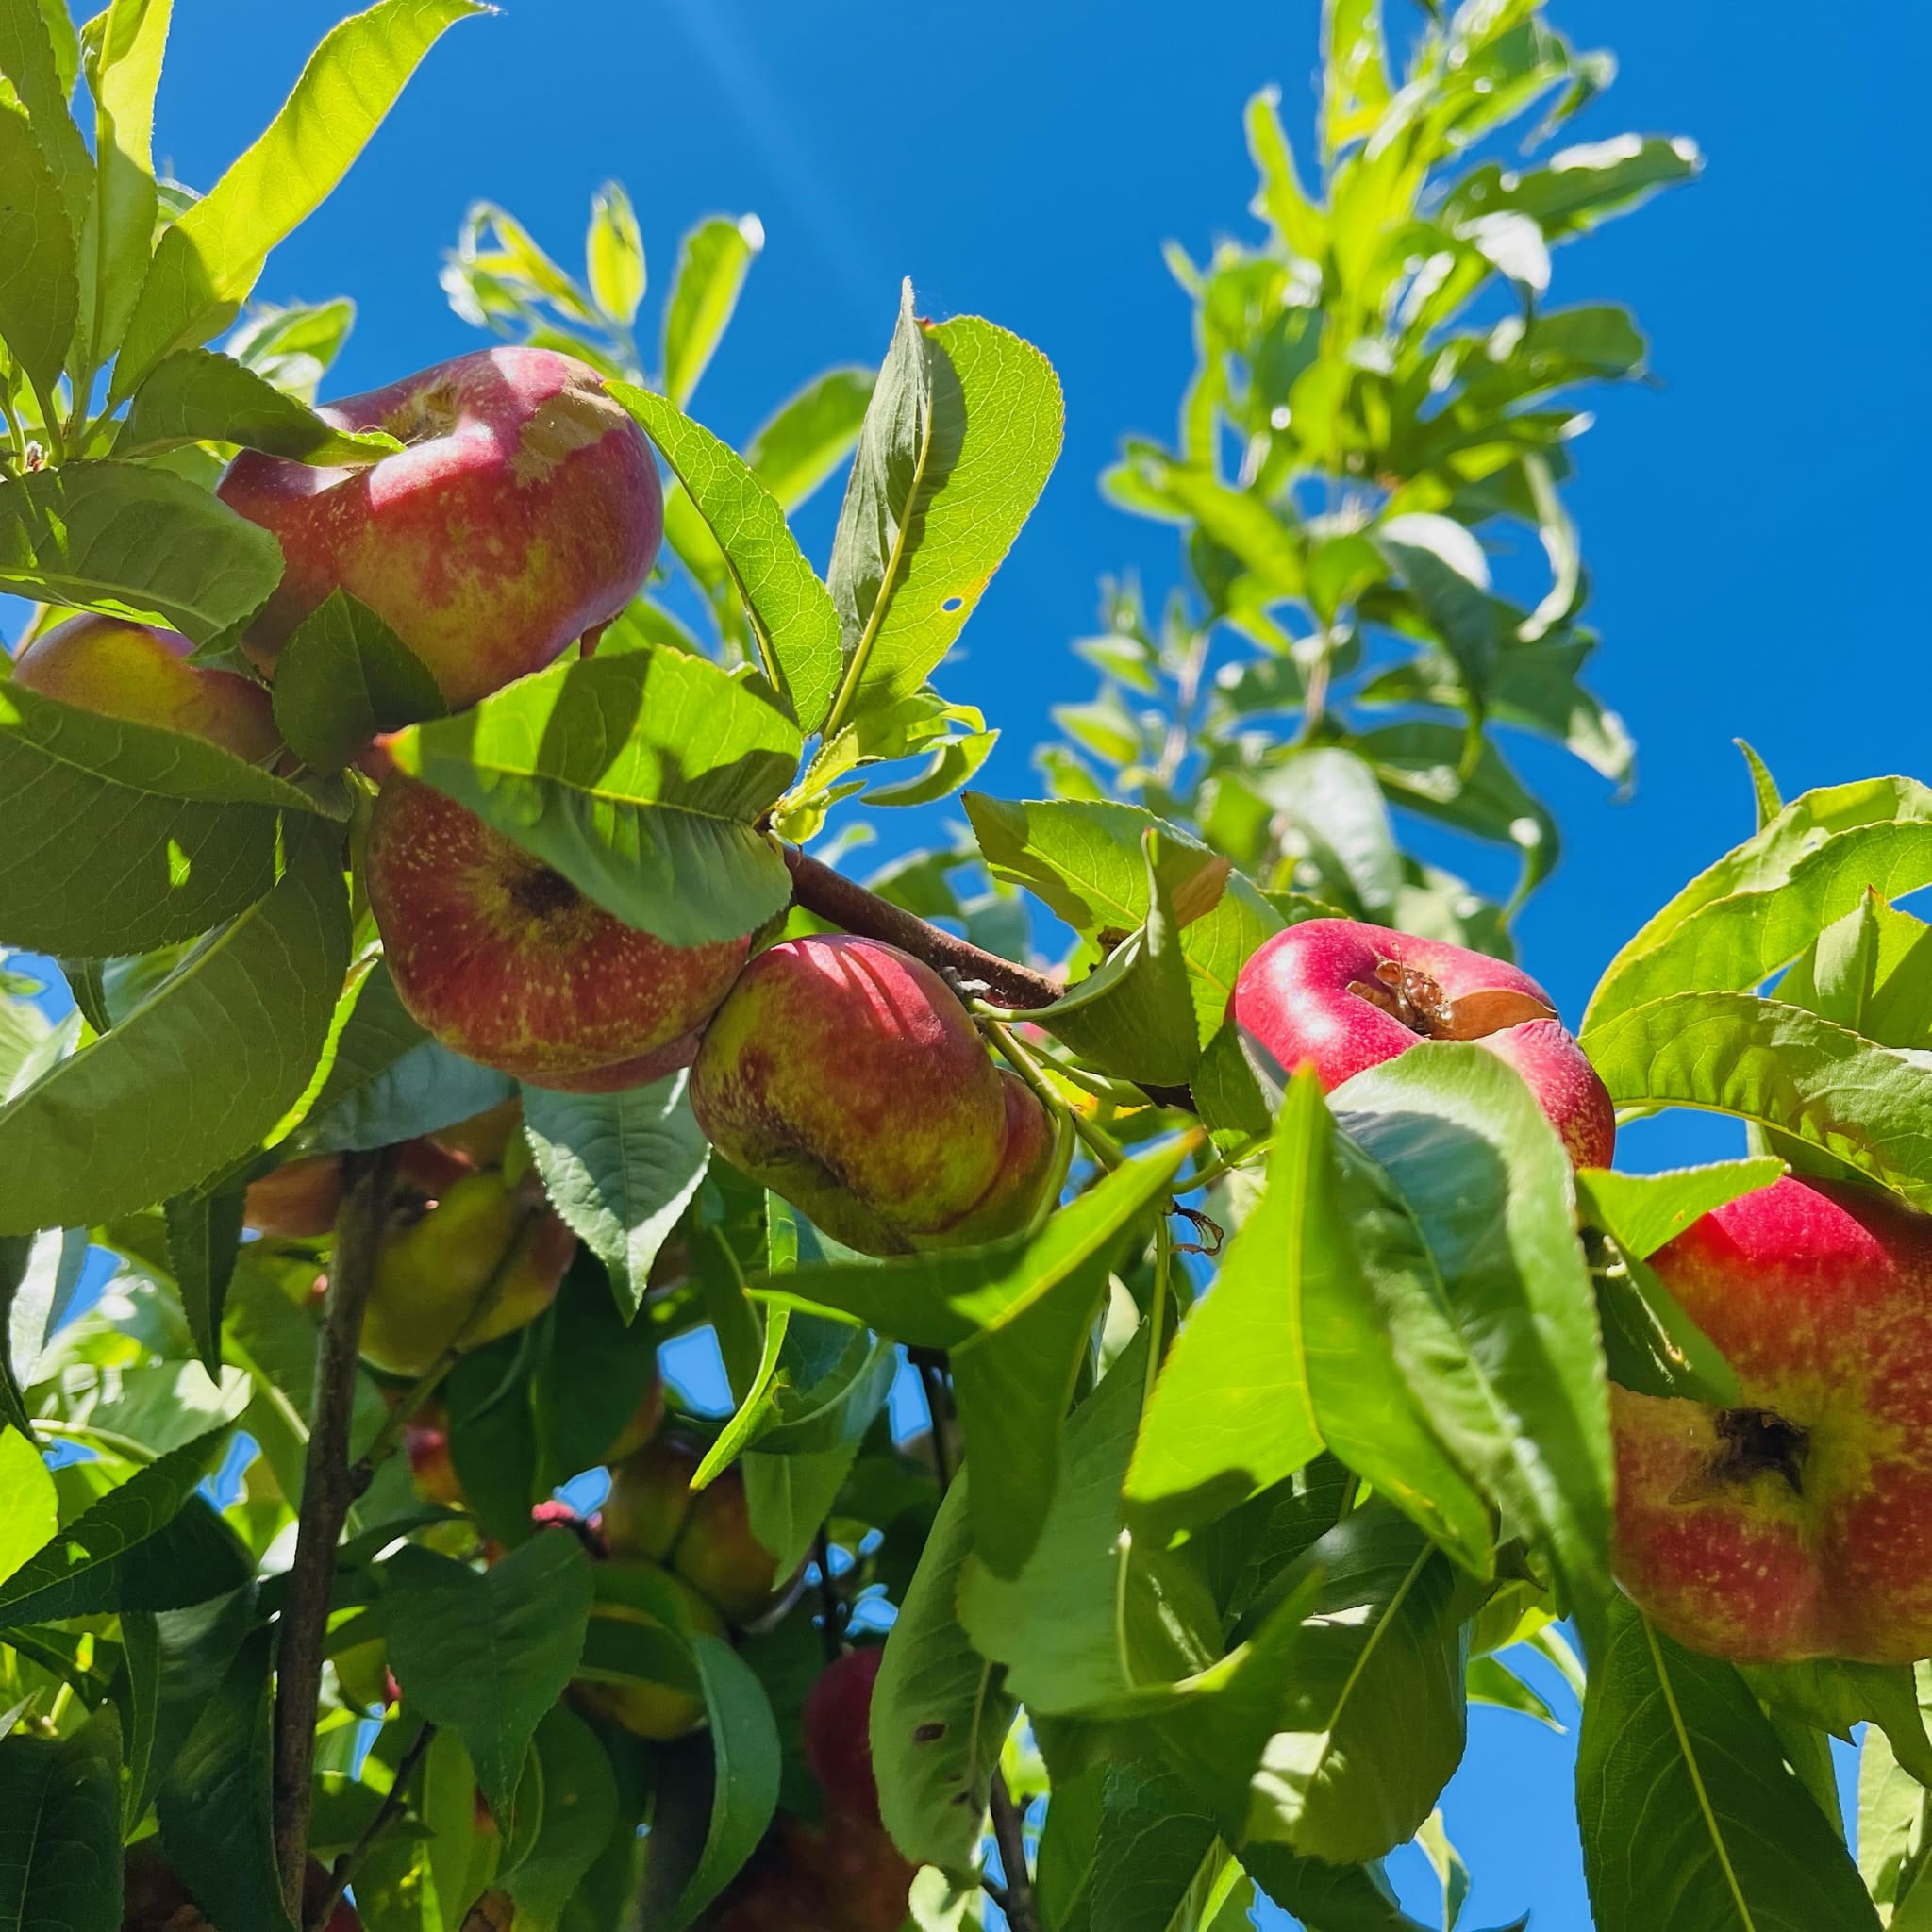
[11,0,1931,1924]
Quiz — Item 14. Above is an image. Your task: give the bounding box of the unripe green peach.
[572,1558,725,1740]
[690,936,1053,1257]
[360,1170,575,1376]
[600,1432,784,1625]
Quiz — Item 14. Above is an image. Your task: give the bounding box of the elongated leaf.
[610,383,841,733]
[1052,1763,1218,1932]
[388,645,799,949]
[874,1474,1016,1874]
[1584,992,1932,1211]
[1128,1072,1492,1573]
[1333,1043,1612,1630]
[0,814,351,1234]
[1577,1599,1879,1932]
[0,459,283,641]
[113,0,487,393]
[824,282,1062,736]
[1588,778,1932,1031]
[271,588,444,772]
[121,1588,256,1831]
[522,1073,711,1319]
[0,679,324,957]
[1574,1158,1785,1261]
[0,1426,228,1625]
[966,794,1284,1052]
[1447,135,1702,243]
[646,1636,782,1932]
[1130,1511,1465,1868]
[156,1629,295,1932]
[1243,1843,1435,1932]
[0,1705,122,1932]
[0,0,91,239]
[383,1530,593,1820]
[119,347,402,462]
[586,180,644,327]
[744,365,874,511]
[159,1187,246,1373]
[0,80,77,397]
[958,1328,1222,1716]
[660,212,761,407]
[1248,85,1326,258]
[500,1706,619,1932]
[72,0,169,374]
[769,1141,1191,1575]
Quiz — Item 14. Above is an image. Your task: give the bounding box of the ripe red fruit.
[12,613,280,763]
[1613,1174,1932,1662]
[366,779,749,1091]
[804,1647,887,1827]
[690,935,1058,1256]
[218,346,660,710]
[1231,917,1614,1167]
[242,1153,345,1239]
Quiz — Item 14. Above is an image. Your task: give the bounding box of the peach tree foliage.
[3,0,1932,1928]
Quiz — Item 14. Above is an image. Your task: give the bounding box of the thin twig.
[812,1528,844,1663]
[988,1770,1041,1932]
[273,1145,398,1915]
[308,1717,436,1929]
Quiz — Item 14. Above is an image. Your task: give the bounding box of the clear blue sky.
[15,1,1932,1923]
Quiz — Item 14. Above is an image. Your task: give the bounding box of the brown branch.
[781,844,1195,1112]
[274,1145,398,1915]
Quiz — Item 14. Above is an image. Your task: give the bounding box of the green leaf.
[0,1227,85,1431]
[1029,829,1220,1087]
[1586,777,1932,1032]
[71,0,169,375]
[660,212,761,407]
[1857,1664,1932,1920]
[0,459,284,642]
[768,1141,1191,1576]
[609,383,841,734]
[0,77,78,399]
[0,0,92,242]
[1737,738,1783,831]
[1776,891,1932,1048]
[635,1636,781,1932]
[388,644,799,950]
[161,1184,246,1372]
[1127,1072,1492,1574]
[873,1474,1017,1874]
[0,814,350,1234]
[1321,0,1392,156]
[532,1248,667,1488]
[1257,746,1403,919]
[1243,1844,1434,1932]
[0,678,324,957]
[824,281,1063,739]
[965,795,1284,1053]
[1333,1042,1613,1631]
[1050,1763,1218,1932]
[743,365,874,512]
[586,180,644,328]
[1577,1598,1880,1932]
[522,1073,711,1320]
[1574,1158,1785,1261]
[118,347,404,462]
[1447,135,1702,244]
[225,295,356,402]
[1247,85,1325,258]
[156,1628,295,1932]
[1467,1656,1561,1731]
[270,587,445,772]
[120,1588,256,1831]
[958,1327,1222,1716]
[499,1706,620,1932]
[741,1439,865,1579]
[1156,1505,1470,1862]
[301,959,515,1155]
[1583,991,1932,1211]
[0,1705,122,1932]
[112,0,488,394]
[0,1426,54,1587]
[382,1530,594,1821]
[0,1426,230,1624]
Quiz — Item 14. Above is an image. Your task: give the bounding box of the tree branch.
[274,1145,397,1916]
[781,843,1195,1112]
[308,1718,436,1930]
